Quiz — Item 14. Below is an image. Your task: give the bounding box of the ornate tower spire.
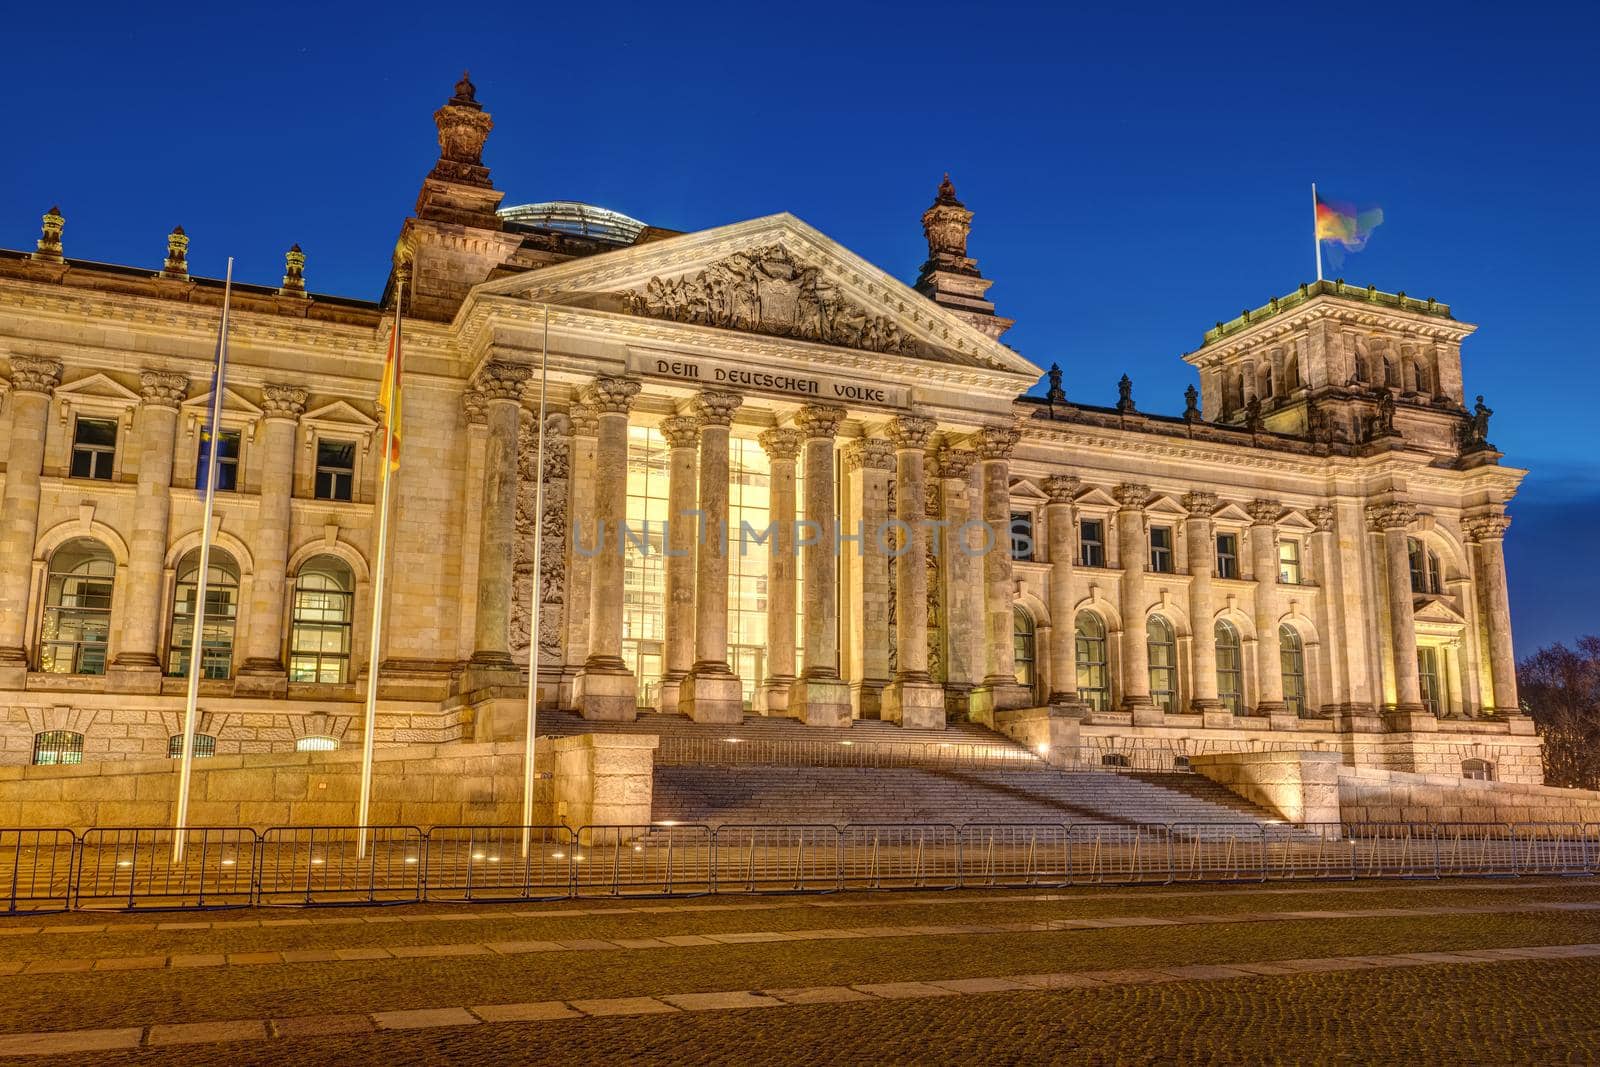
[429,70,494,188]
[913,174,1013,341]
[33,206,64,262]
[161,225,189,280]
[279,243,307,296]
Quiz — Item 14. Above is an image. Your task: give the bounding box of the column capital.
[842,437,895,473]
[793,403,846,440]
[1463,513,1511,543]
[568,402,599,438]
[757,427,803,461]
[260,383,308,420]
[1043,474,1081,505]
[884,415,937,451]
[138,370,188,409]
[1246,498,1285,526]
[659,414,701,449]
[933,447,977,481]
[1180,490,1222,517]
[476,361,533,404]
[1307,505,1337,532]
[7,357,63,396]
[580,375,641,415]
[970,424,1019,461]
[688,390,742,427]
[1113,482,1154,510]
[1365,501,1417,532]
[462,388,488,426]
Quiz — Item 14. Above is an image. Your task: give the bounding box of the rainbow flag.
[377,304,403,472]
[1315,192,1383,252]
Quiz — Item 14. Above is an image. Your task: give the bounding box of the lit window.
[70,417,118,480]
[1079,519,1105,568]
[32,730,84,766]
[1461,758,1494,781]
[167,733,217,759]
[623,426,669,709]
[167,549,240,679]
[1216,533,1239,579]
[1418,647,1442,715]
[1280,624,1306,716]
[314,439,355,501]
[1010,512,1034,561]
[1278,539,1302,585]
[1147,615,1177,711]
[1075,612,1110,711]
[296,735,339,752]
[198,429,242,492]
[289,556,354,683]
[39,539,115,675]
[728,437,771,710]
[1149,526,1174,574]
[1215,621,1243,714]
[1013,607,1036,688]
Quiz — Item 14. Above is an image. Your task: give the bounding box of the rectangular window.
[1149,526,1174,574]
[314,439,355,501]
[1277,538,1302,584]
[198,429,242,492]
[1418,647,1441,715]
[1216,533,1239,579]
[70,417,118,480]
[1009,511,1034,562]
[1079,519,1105,568]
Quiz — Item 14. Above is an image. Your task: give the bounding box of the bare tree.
[1518,636,1600,789]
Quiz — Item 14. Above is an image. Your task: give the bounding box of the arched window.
[1147,615,1177,712]
[1280,624,1306,717]
[167,733,217,759]
[32,730,84,766]
[1075,612,1110,711]
[289,556,355,684]
[1461,758,1494,781]
[296,735,339,752]
[166,549,240,680]
[1215,621,1243,714]
[1013,606,1037,689]
[39,539,116,675]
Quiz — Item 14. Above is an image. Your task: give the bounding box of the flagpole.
[356,261,407,858]
[173,257,234,865]
[1312,182,1323,282]
[521,304,551,859]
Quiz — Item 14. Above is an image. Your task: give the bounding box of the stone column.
[560,404,598,705]
[842,437,893,717]
[573,376,641,721]
[0,357,62,685]
[1367,501,1424,722]
[969,425,1028,721]
[881,416,943,728]
[108,371,188,691]
[656,414,699,715]
[1246,499,1287,717]
[1115,483,1159,723]
[464,361,532,689]
[681,391,744,723]
[1307,506,1342,712]
[1182,491,1226,721]
[757,428,801,714]
[1465,514,1519,715]
[1043,474,1081,706]
[936,448,983,712]
[234,383,306,696]
[788,404,851,727]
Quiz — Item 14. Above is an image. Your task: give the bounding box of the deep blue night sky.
[4,2,1596,656]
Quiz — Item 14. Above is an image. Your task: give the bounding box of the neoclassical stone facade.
[0,77,1537,781]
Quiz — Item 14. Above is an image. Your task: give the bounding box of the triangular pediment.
[1147,495,1188,517]
[1212,503,1254,525]
[1073,487,1120,510]
[55,373,141,404]
[470,213,1040,381]
[181,387,265,419]
[302,400,378,430]
[1414,597,1468,626]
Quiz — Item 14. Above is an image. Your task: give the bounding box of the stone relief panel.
[511,413,570,667]
[616,245,926,357]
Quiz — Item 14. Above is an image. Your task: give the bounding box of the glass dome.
[497,201,646,244]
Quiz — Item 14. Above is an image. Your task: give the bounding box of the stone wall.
[0,734,656,831]
[1337,765,1600,825]
[1189,750,1342,824]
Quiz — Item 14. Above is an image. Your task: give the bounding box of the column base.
[1331,703,1384,734]
[1119,695,1163,727]
[789,676,852,728]
[658,671,687,716]
[573,664,638,722]
[881,679,946,730]
[757,676,795,716]
[232,661,288,698]
[105,661,164,694]
[968,682,1033,727]
[681,667,744,725]
[1381,703,1438,732]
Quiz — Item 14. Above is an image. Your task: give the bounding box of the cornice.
[1184,298,1475,367]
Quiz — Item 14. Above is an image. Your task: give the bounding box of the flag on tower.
[1315,190,1384,252]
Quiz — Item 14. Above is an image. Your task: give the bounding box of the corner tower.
[914,175,1014,341]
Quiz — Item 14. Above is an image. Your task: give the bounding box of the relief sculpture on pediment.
[617,245,923,357]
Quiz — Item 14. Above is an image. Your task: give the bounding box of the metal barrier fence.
[656,736,1045,770]
[0,821,1592,912]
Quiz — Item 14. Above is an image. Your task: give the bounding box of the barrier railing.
[656,736,1045,770]
[0,819,1594,912]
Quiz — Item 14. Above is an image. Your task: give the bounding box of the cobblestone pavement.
[1,878,1597,1063]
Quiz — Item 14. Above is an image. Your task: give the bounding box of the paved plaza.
[0,878,1597,1063]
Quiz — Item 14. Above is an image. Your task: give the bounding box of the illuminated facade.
[0,77,1542,782]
